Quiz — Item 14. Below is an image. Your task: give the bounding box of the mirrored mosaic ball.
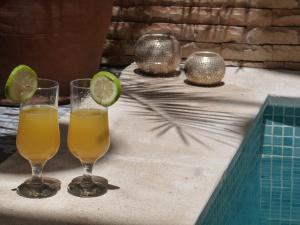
[135,34,181,75]
[185,51,226,85]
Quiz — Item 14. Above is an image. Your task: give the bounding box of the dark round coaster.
[17,177,61,199]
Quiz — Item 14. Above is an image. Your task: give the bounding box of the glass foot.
[68,175,108,198]
[17,177,61,199]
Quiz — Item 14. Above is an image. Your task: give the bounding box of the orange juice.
[16,105,60,164]
[67,108,109,163]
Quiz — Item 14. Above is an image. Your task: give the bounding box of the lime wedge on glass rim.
[90,71,122,107]
[5,65,38,103]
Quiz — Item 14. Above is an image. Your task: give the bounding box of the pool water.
[196,97,300,225]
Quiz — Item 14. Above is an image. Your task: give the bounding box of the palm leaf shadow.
[120,70,251,148]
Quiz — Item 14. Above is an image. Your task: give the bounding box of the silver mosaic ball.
[185,51,226,85]
[135,34,181,75]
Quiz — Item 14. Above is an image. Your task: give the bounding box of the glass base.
[17,177,61,199]
[68,175,108,198]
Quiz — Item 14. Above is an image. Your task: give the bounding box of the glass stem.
[31,162,45,184]
[82,162,94,182]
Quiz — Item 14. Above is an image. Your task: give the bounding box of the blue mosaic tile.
[274,106,284,115]
[284,127,294,136]
[197,101,300,225]
[265,105,273,115]
[274,126,283,136]
[285,107,295,116]
[273,137,283,146]
[264,115,273,125]
[262,146,272,155]
[274,116,284,125]
[294,138,300,147]
[294,147,300,157]
[295,108,300,116]
[285,116,294,126]
[284,137,293,147]
[264,136,272,145]
[273,146,282,155]
[265,126,273,135]
[294,158,300,167]
[296,117,300,126]
[295,127,300,137]
[283,147,293,156]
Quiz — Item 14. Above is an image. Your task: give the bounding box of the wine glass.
[16,79,61,198]
[67,79,110,197]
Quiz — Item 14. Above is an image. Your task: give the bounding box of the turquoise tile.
[295,127,300,137]
[264,115,273,125]
[294,138,300,147]
[285,116,294,126]
[273,136,283,146]
[263,146,272,155]
[285,107,295,116]
[283,180,292,188]
[273,146,282,155]
[197,101,300,225]
[264,136,272,145]
[283,169,292,179]
[261,167,271,178]
[274,116,284,125]
[274,127,282,136]
[295,108,300,116]
[284,127,293,136]
[265,105,273,115]
[292,170,300,178]
[274,106,284,115]
[294,147,300,157]
[296,118,300,126]
[265,126,273,135]
[283,147,292,156]
[284,137,293,147]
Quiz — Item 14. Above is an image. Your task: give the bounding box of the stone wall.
[102,0,300,70]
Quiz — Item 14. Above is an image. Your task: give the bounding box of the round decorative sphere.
[135,34,181,75]
[185,51,226,85]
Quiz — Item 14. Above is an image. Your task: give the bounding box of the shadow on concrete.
[134,68,181,78]
[121,72,258,147]
[0,212,125,225]
[0,135,17,163]
[184,79,225,87]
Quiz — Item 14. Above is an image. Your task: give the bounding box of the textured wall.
[102,0,300,70]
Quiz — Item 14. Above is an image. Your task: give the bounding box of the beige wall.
[103,0,300,70]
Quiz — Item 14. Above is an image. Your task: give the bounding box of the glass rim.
[192,51,220,58]
[70,78,91,90]
[37,78,59,90]
[142,33,175,38]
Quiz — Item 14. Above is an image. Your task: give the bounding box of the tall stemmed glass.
[16,79,61,198]
[67,79,110,197]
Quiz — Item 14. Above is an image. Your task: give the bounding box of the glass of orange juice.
[16,79,60,198]
[67,79,110,197]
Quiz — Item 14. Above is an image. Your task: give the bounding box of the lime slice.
[5,65,38,103]
[90,71,122,107]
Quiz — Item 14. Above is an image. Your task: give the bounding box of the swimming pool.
[196,96,300,225]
